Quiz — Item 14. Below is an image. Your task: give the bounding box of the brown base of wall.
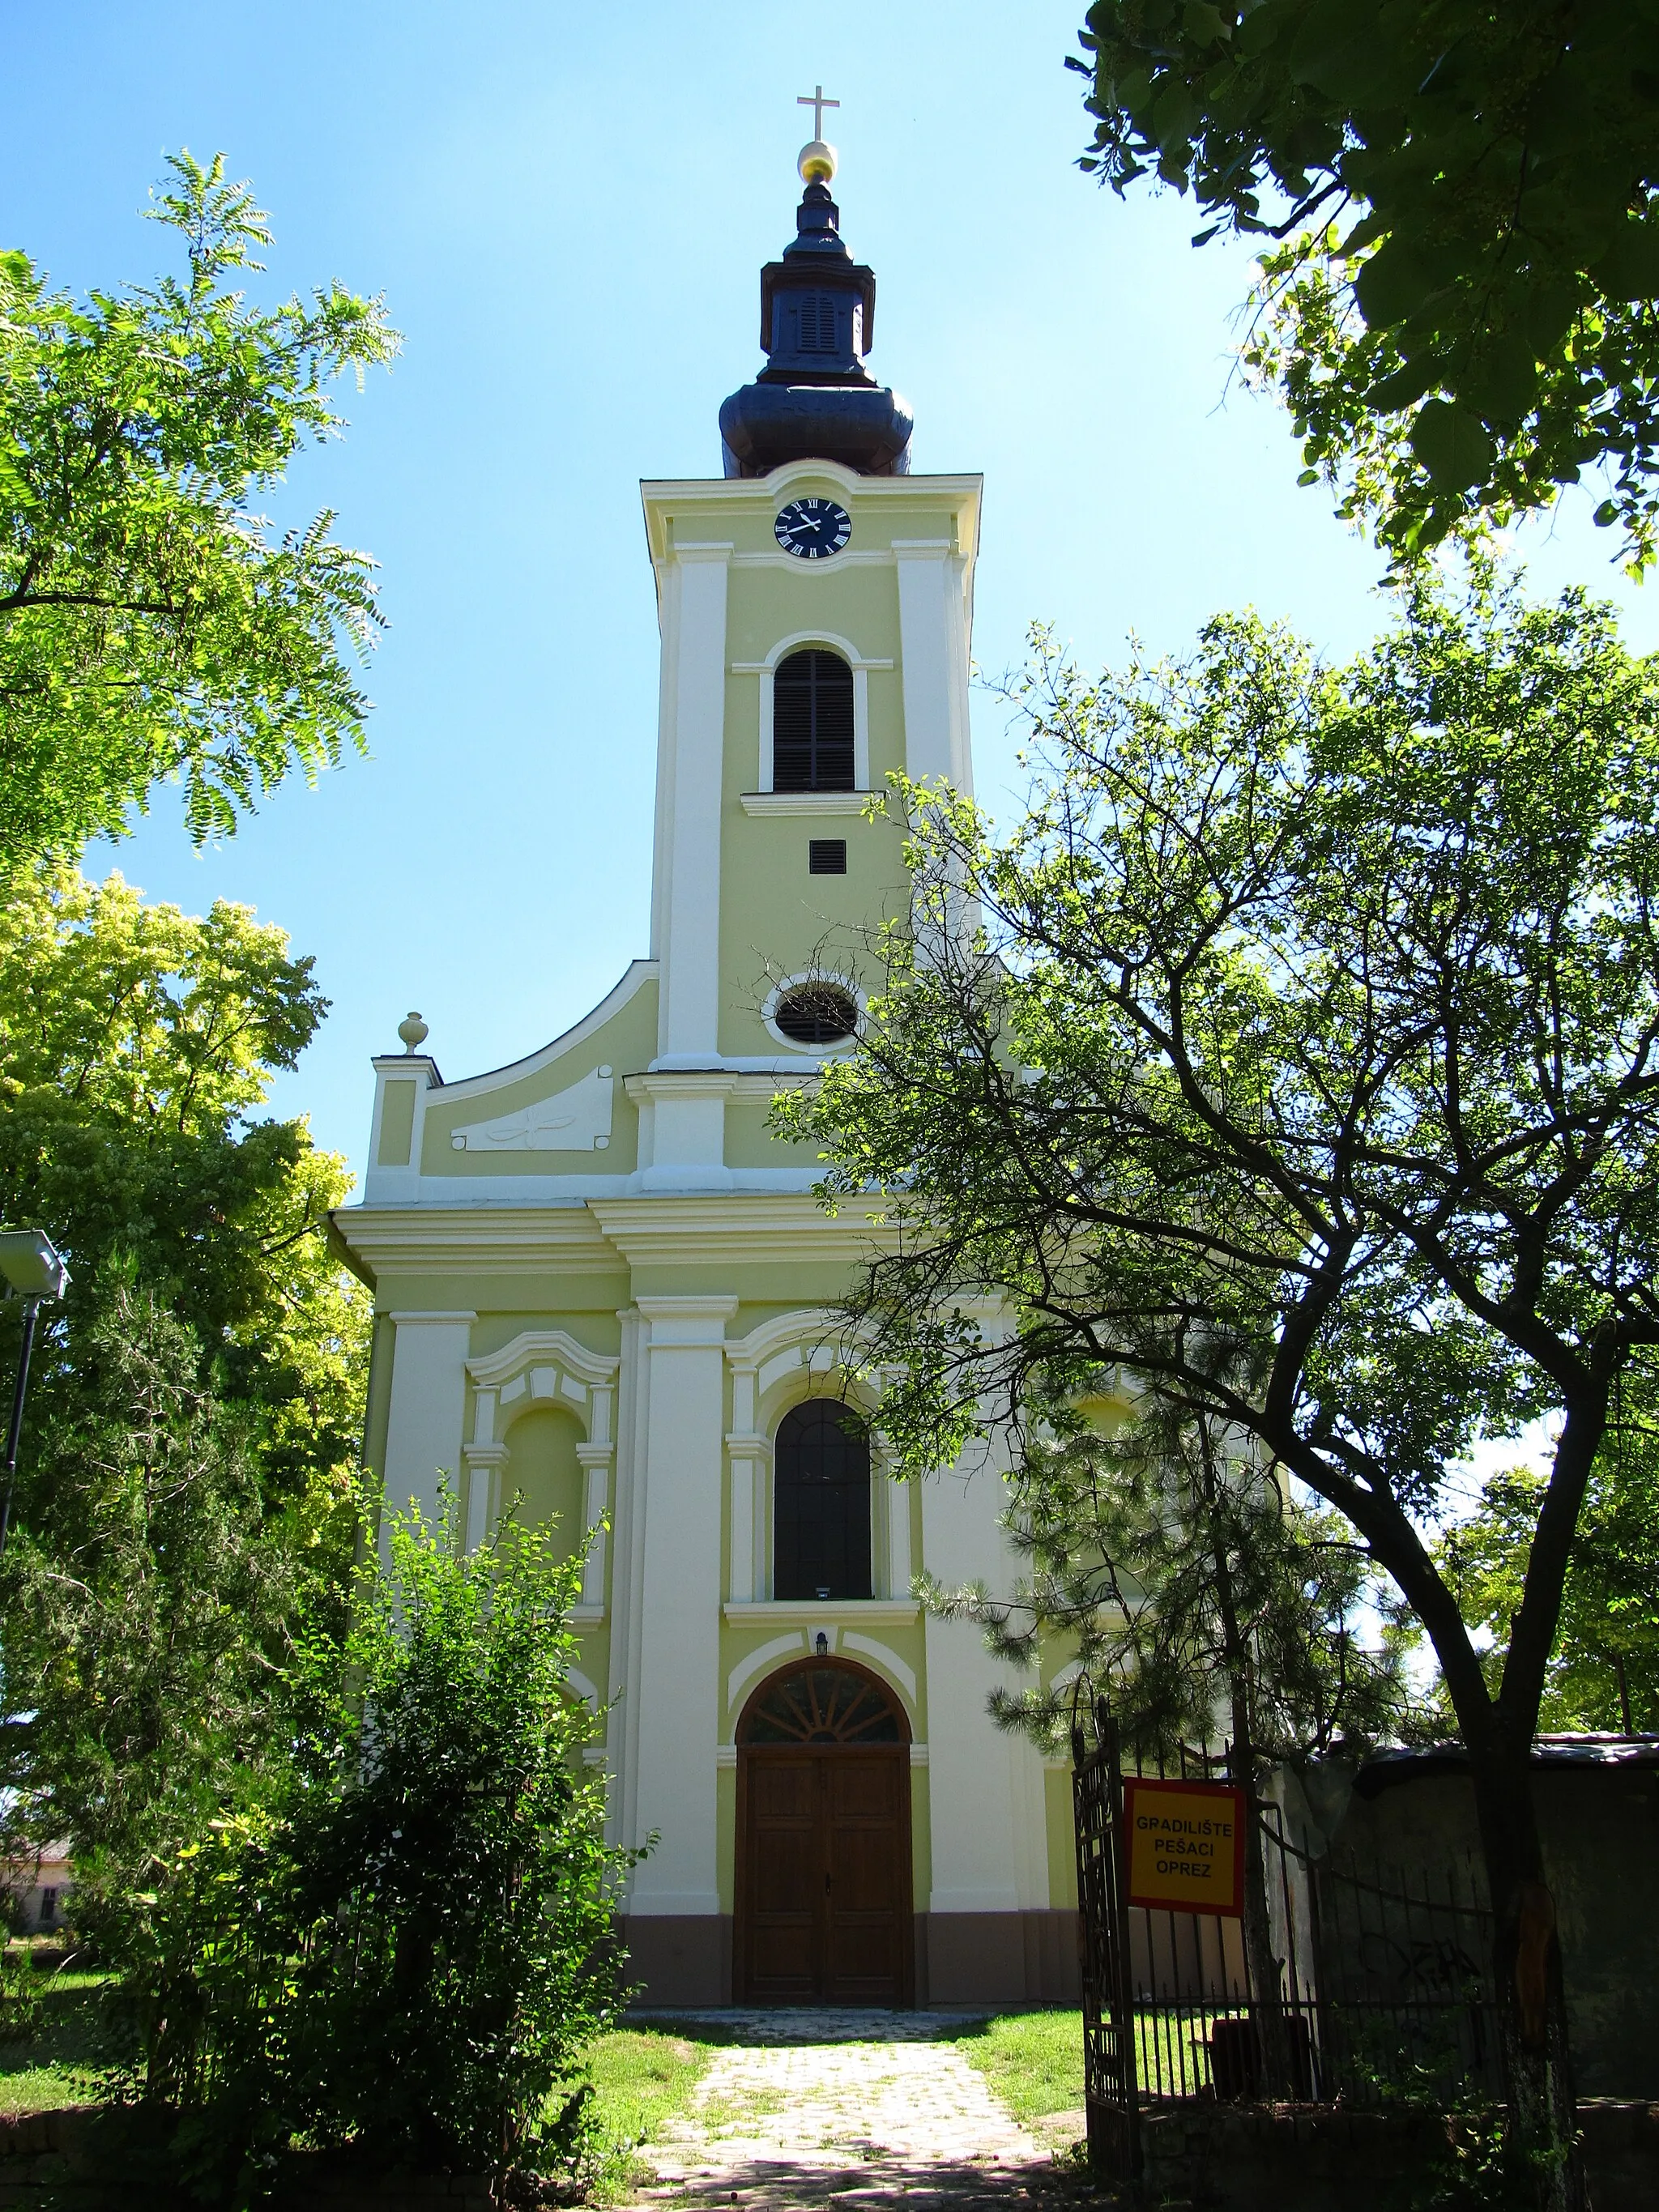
[616,1913,734,2007]
[920,1911,1079,2008]
[620,1910,1080,2010]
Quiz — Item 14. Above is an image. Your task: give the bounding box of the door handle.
[825,1873,833,1893]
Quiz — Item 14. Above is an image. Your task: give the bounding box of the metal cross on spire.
[796,84,840,139]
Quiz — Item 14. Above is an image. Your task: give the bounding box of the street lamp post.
[0,1232,69,1559]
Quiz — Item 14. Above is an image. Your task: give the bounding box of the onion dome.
[719,139,913,479]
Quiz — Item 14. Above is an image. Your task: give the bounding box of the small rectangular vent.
[809,840,847,875]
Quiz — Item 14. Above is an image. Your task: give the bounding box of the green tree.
[0,865,369,1921]
[0,864,369,1523]
[1437,1424,1659,1734]
[0,149,396,887]
[1069,2,1659,568]
[1,1287,299,1911]
[783,573,1659,2207]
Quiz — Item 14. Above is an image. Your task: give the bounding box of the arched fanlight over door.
[739,1660,906,1745]
[774,1397,871,1601]
[773,650,855,792]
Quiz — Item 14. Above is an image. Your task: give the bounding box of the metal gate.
[1073,1715,1503,2176]
[1072,1701,1139,2182]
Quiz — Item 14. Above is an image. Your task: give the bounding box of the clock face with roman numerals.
[774,497,852,560]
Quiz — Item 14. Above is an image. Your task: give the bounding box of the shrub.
[117,1496,633,2204]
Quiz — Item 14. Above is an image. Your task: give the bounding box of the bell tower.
[636,131,982,1190]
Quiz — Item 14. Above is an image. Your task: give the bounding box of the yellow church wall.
[377,1079,419,1166]
[501,1404,585,1557]
[1045,1767,1079,1911]
[723,586,902,678]
[722,1096,821,1170]
[464,1301,628,1362]
[716,1768,736,1915]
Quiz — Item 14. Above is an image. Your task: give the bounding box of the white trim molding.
[740,791,875,817]
[730,631,893,673]
[727,1630,808,1714]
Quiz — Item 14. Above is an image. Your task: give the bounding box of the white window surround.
[731,629,892,794]
[724,1306,904,1605]
[462,1329,620,1577]
[761,970,865,1058]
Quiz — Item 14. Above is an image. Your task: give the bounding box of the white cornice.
[636,1294,741,1320]
[331,1205,625,1285]
[639,470,983,569]
[587,1193,889,1267]
[623,1070,741,1104]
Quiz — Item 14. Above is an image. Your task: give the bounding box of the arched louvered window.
[774,650,855,792]
[774,1398,871,1601]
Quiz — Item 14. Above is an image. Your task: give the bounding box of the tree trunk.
[1200,1434,1296,2100]
[1466,1734,1584,2212]
[1227,1680,1294,2099]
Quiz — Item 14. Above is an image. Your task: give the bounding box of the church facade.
[333,139,1079,2009]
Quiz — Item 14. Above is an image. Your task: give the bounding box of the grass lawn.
[949,2010,1085,2146]
[582,2019,730,2198]
[0,1963,117,2116]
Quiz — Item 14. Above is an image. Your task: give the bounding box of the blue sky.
[10,1,1655,1184]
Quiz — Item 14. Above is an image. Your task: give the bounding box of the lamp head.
[0,1230,68,1301]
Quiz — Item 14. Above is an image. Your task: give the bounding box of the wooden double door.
[736,1743,914,2005]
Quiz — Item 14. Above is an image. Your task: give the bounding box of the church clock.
[774,496,851,560]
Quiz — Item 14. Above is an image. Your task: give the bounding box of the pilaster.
[655,544,731,1070]
[382,1310,476,1535]
[894,539,974,795]
[626,1294,739,1918]
[919,1447,1048,1917]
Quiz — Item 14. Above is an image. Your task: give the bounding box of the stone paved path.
[625,2012,1073,2210]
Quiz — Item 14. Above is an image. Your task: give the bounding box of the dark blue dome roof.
[719,179,913,479]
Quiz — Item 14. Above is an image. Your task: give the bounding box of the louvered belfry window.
[796,294,838,352]
[774,650,855,792]
[774,1399,872,1601]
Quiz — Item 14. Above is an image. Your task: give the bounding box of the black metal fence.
[1073,1707,1504,2180]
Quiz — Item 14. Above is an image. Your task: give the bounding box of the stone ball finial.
[797,138,837,185]
[397,1010,429,1051]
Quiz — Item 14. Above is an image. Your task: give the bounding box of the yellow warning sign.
[1123,1777,1245,1916]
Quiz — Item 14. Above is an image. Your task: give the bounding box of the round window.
[773,982,859,1046]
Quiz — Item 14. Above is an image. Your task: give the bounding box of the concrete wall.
[1325,1764,1659,2099]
